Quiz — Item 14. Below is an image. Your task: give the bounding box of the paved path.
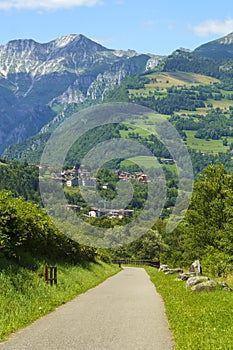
[0,267,174,350]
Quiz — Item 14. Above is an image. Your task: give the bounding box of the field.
[144,71,219,89]
[126,71,233,157]
[145,267,233,350]
[185,130,233,153]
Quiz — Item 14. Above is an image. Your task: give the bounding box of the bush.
[201,246,233,277]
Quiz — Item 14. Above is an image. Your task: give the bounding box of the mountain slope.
[0,34,162,154]
[194,32,233,59]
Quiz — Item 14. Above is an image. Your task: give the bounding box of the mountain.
[194,32,233,59]
[0,34,163,154]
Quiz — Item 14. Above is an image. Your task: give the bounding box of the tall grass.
[0,259,119,342]
[145,267,233,350]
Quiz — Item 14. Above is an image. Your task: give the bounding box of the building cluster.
[62,166,150,219]
[117,171,148,183]
[61,165,95,187]
[88,208,133,219]
[61,165,149,188]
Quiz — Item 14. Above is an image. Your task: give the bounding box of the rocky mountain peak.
[0,34,162,154]
[53,34,80,48]
[218,32,233,45]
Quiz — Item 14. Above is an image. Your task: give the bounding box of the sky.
[0,0,233,55]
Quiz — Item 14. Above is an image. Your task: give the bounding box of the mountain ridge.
[0,34,163,154]
[194,31,233,59]
[2,31,233,157]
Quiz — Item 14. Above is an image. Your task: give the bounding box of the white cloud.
[0,0,103,10]
[192,18,233,37]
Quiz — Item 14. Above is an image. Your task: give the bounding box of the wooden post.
[45,264,48,284]
[45,265,57,286]
[49,266,53,286]
[54,266,57,285]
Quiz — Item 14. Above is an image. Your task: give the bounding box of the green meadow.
[146,267,233,350]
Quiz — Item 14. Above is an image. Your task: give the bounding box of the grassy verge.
[145,267,233,350]
[0,259,119,342]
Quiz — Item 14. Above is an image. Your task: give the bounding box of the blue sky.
[0,0,233,55]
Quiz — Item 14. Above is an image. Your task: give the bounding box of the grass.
[120,124,151,138]
[121,156,160,169]
[0,259,119,342]
[145,267,233,350]
[143,72,219,89]
[120,157,177,175]
[207,99,233,109]
[185,130,233,153]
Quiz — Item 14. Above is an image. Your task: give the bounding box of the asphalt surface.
[0,267,175,350]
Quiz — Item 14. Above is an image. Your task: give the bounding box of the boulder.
[191,280,232,292]
[186,276,209,288]
[158,264,171,272]
[176,272,196,281]
[189,260,202,275]
[191,280,218,292]
[165,268,183,275]
[218,282,232,292]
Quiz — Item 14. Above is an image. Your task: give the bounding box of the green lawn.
[185,130,233,153]
[121,156,160,169]
[145,267,233,350]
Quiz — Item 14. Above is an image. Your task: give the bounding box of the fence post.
[54,266,57,285]
[45,264,48,284]
[45,265,57,286]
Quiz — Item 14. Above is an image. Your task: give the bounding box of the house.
[159,158,174,165]
[65,204,82,212]
[89,207,133,218]
[66,178,79,187]
[135,172,148,183]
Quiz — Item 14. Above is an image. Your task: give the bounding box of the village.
[61,164,149,219]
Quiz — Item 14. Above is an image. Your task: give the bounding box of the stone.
[176,272,196,281]
[189,260,202,275]
[186,276,209,288]
[165,268,183,275]
[218,282,232,292]
[158,264,171,272]
[191,280,218,292]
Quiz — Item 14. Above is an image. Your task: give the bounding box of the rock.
[190,280,232,292]
[191,280,218,292]
[165,268,183,275]
[176,272,196,281]
[218,282,232,292]
[186,276,209,288]
[189,260,202,275]
[158,264,171,272]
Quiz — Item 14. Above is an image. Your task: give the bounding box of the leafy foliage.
[0,159,41,203]
[161,164,233,275]
[0,191,96,264]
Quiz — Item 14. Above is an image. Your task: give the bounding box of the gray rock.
[218,281,232,292]
[158,264,171,272]
[165,268,183,275]
[176,272,196,281]
[186,276,209,288]
[191,280,218,292]
[189,260,202,275]
[191,280,232,292]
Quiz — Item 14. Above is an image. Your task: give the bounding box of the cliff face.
[0,34,162,154]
